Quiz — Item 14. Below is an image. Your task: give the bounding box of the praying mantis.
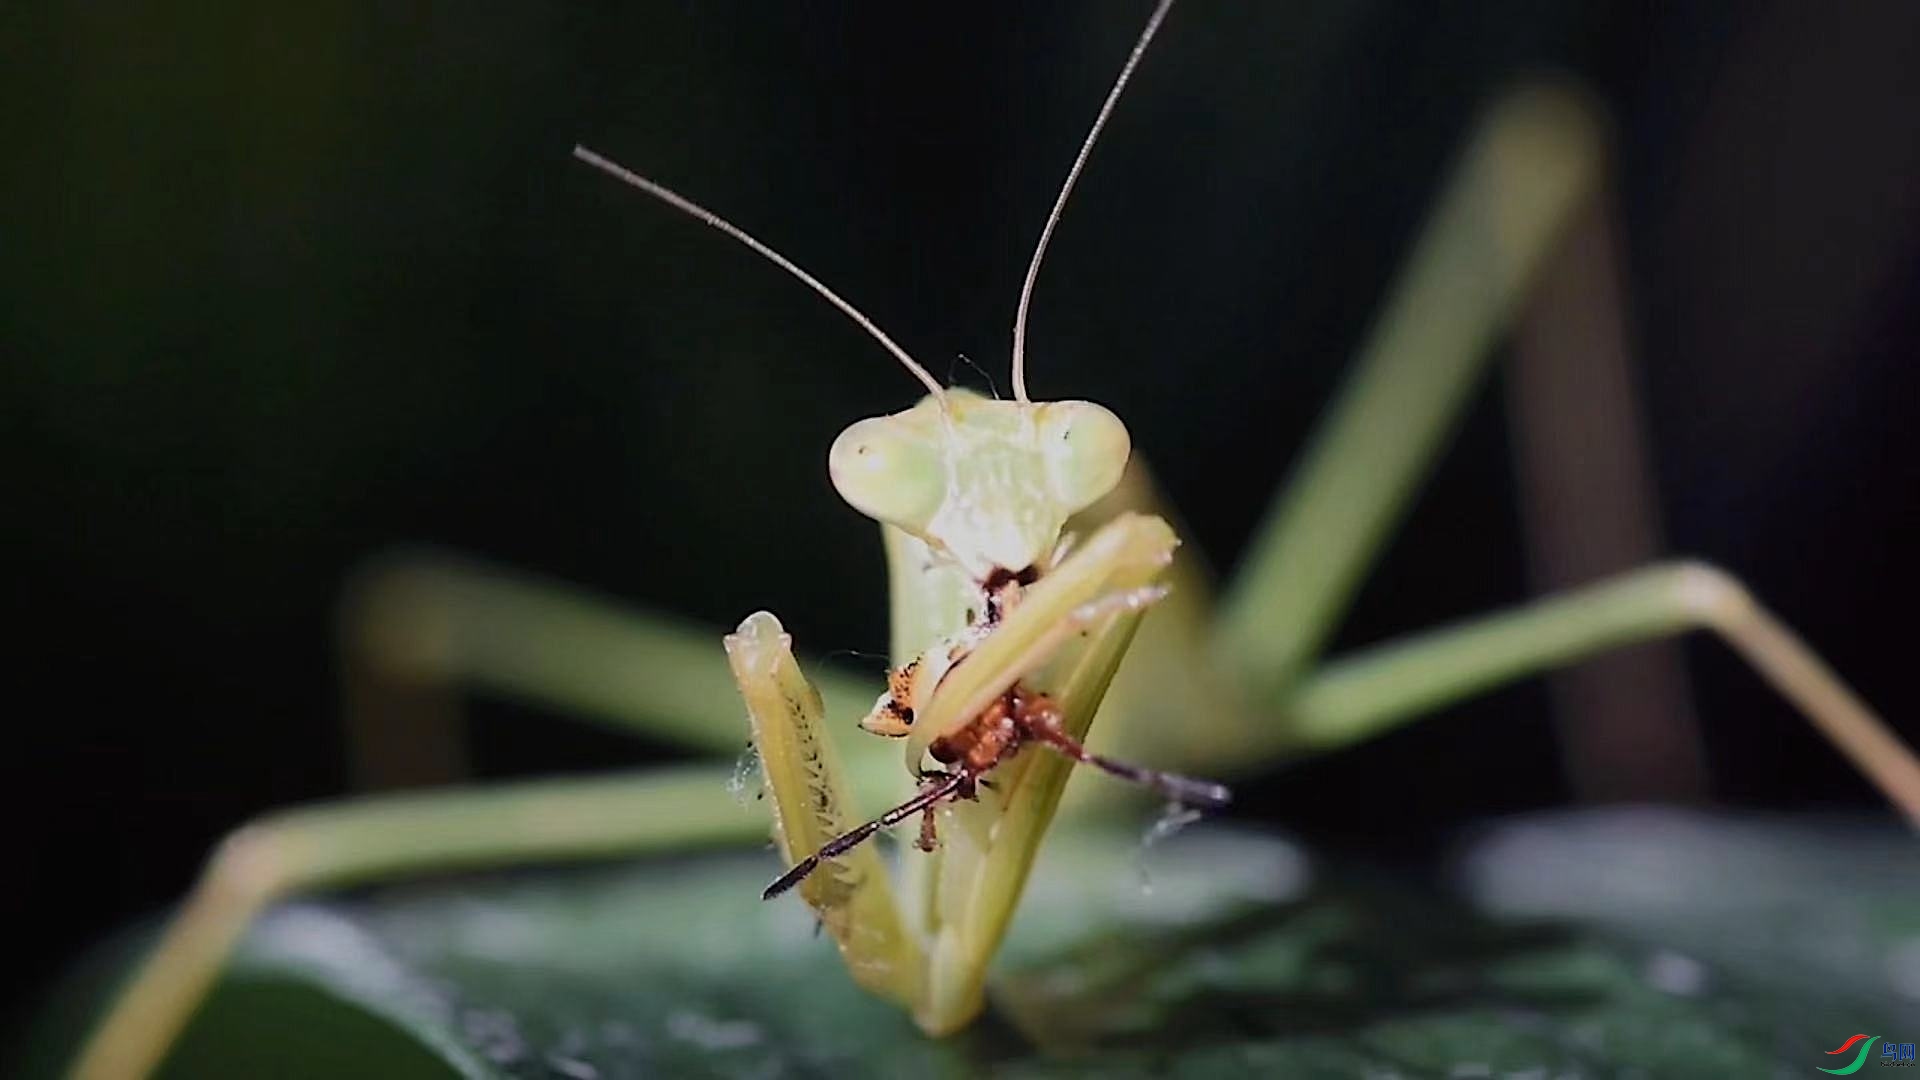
[65,1,1920,1075]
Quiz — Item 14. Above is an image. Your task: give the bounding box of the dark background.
[6,0,1918,1032]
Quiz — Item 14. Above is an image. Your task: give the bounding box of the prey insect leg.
[1013,689,1232,810]
[764,770,969,900]
[917,802,940,853]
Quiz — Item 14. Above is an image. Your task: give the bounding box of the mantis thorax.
[828,388,1130,580]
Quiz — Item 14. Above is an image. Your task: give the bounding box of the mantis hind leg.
[67,767,755,1080]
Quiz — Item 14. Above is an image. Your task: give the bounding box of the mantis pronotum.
[67,0,1920,1072]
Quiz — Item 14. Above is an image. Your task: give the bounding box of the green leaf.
[25,812,1920,1078]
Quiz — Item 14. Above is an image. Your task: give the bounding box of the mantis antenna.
[572,145,948,402]
[1009,0,1176,404]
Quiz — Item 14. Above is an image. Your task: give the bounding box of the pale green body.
[66,60,1920,1080]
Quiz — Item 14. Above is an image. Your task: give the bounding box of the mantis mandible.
[67,0,1920,1074]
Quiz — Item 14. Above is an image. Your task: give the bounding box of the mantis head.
[571,0,1164,584]
[829,388,1131,579]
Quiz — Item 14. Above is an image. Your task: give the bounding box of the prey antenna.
[762,771,967,900]
[573,145,947,402]
[1009,0,1176,403]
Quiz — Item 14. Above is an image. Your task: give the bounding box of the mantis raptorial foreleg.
[725,612,925,1004]
[918,567,1174,1032]
[903,514,1179,764]
[729,513,1225,1034]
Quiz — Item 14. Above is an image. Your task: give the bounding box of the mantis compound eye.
[1038,401,1131,514]
[829,417,948,532]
